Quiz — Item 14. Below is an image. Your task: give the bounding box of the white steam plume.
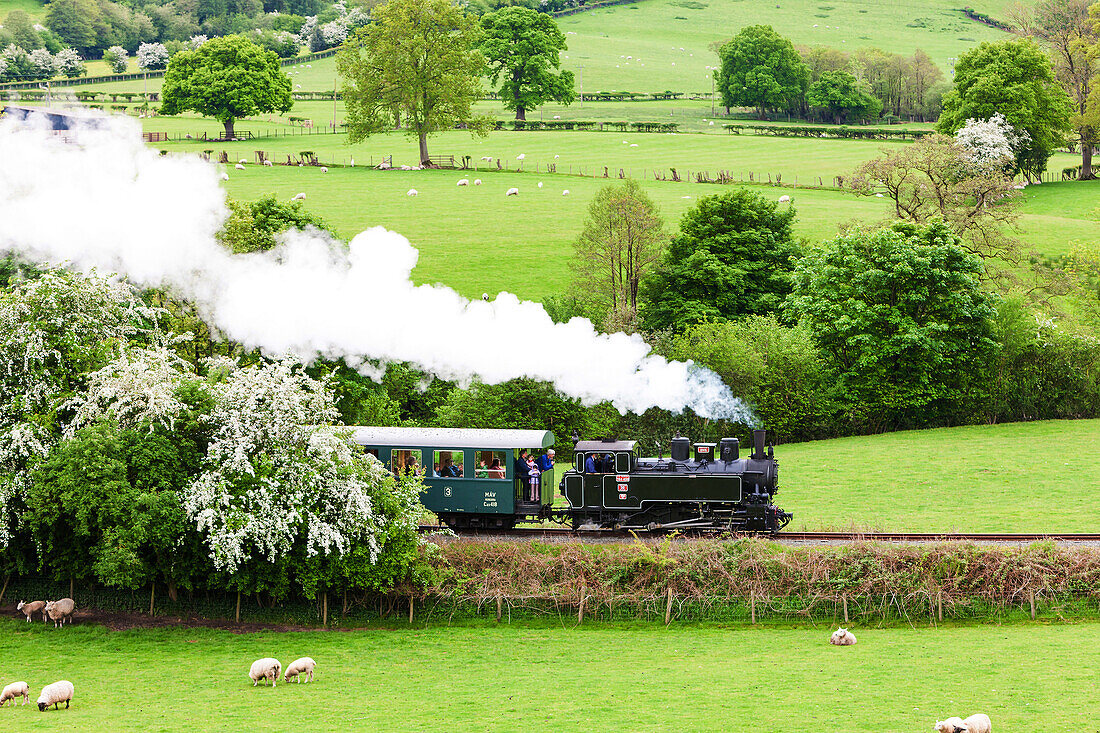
[0,115,753,420]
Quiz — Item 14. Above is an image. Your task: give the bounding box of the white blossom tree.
[0,271,160,548]
[27,48,53,79]
[955,113,1029,176]
[186,35,208,51]
[53,48,85,78]
[103,46,128,73]
[182,359,423,580]
[137,42,170,71]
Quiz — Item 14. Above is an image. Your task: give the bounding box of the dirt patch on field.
[6,605,325,633]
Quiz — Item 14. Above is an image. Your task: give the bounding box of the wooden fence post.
[149,583,155,616]
[578,583,586,624]
[937,591,943,622]
[408,596,414,624]
[235,591,241,623]
[69,578,74,599]
[0,573,9,605]
[323,592,328,626]
[750,593,756,624]
[1029,591,1036,620]
[842,594,848,623]
[496,594,503,622]
[665,587,674,625]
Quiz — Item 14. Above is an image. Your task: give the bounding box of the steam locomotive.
[348,426,792,533]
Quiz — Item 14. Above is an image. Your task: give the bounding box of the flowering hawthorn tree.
[103,46,128,73]
[27,49,53,79]
[53,48,85,78]
[182,359,423,594]
[186,35,208,51]
[137,42,170,71]
[955,113,1027,176]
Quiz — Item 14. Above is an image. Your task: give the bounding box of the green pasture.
[0,618,1094,731]
[781,419,1100,532]
[0,0,45,20]
[557,0,1009,92]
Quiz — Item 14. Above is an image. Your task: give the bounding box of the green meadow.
[1,618,1094,731]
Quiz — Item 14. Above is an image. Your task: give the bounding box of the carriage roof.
[346,426,555,450]
[573,440,636,452]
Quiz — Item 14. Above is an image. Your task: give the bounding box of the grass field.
[0,0,45,20]
[1,618,1095,731]
[780,419,1100,532]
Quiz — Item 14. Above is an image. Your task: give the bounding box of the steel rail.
[418,526,1100,542]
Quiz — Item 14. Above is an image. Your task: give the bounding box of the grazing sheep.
[482,293,489,301]
[283,657,317,684]
[263,160,273,167]
[630,143,638,147]
[829,627,856,646]
[400,164,412,171]
[320,166,328,173]
[934,718,968,733]
[377,162,391,170]
[474,179,482,185]
[554,154,560,159]
[875,193,884,197]
[562,190,570,196]
[235,163,245,170]
[0,681,29,706]
[456,179,469,186]
[505,187,519,196]
[480,156,492,162]
[220,172,230,180]
[516,153,525,160]
[406,189,418,196]
[552,115,560,119]
[36,681,74,712]
[778,195,791,203]
[291,192,306,201]
[16,600,46,623]
[962,714,992,733]
[249,658,281,687]
[537,181,543,188]
[45,598,75,627]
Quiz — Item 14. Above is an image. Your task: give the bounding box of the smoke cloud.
[0,114,753,420]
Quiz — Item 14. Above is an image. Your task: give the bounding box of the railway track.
[418,526,1100,543]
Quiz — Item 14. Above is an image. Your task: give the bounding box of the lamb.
[406,189,418,196]
[249,658,281,687]
[456,179,469,186]
[283,657,317,683]
[291,192,306,201]
[474,179,482,185]
[935,714,991,733]
[45,598,76,627]
[829,627,856,646]
[320,166,328,173]
[235,163,245,170]
[934,717,968,733]
[16,600,46,623]
[778,195,791,203]
[0,681,29,706]
[36,680,74,711]
[505,187,519,196]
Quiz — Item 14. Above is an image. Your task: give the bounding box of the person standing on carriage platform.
[514,449,531,499]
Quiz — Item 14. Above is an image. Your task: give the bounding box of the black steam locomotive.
[348,426,792,533]
[560,429,792,533]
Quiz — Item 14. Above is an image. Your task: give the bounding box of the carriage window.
[475,450,507,479]
[615,452,631,473]
[391,449,423,476]
[434,450,464,478]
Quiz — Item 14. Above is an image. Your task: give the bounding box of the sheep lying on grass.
[407,189,419,197]
[45,598,75,627]
[474,179,482,186]
[36,681,73,712]
[505,187,519,196]
[284,657,317,683]
[935,714,992,733]
[249,658,282,687]
[0,681,29,706]
[16,600,46,623]
[234,163,245,170]
[456,179,469,186]
[829,628,856,646]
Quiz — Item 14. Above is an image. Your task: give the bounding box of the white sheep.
[283,657,317,683]
[234,163,245,170]
[963,714,992,733]
[400,165,413,171]
[630,143,638,147]
[320,166,328,173]
[457,179,469,186]
[480,156,492,162]
[16,600,46,623]
[474,179,482,185]
[537,181,543,188]
[36,680,74,711]
[934,718,968,733]
[263,160,273,167]
[238,159,247,164]
[778,195,791,203]
[291,192,306,201]
[554,154,560,159]
[220,172,230,180]
[562,190,570,195]
[875,193,884,197]
[552,115,560,119]
[516,154,525,160]
[249,658,281,687]
[0,681,29,706]
[829,627,856,646]
[45,598,75,627]
[407,189,419,196]
[505,187,519,196]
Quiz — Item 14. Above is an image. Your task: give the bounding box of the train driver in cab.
[585,453,597,473]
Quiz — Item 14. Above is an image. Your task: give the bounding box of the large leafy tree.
[337,0,489,166]
[716,25,808,119]
[642,189,799,331]
[480,6,574,121]
[786,221,997,431]
[160,34,293,140]
[936,38,1073,180]
[807,69,882,124]
[44,0,101,56]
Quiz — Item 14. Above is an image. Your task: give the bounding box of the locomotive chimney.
[752,429,766,459]
[671,436,690,462]
[719,438,739,462]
